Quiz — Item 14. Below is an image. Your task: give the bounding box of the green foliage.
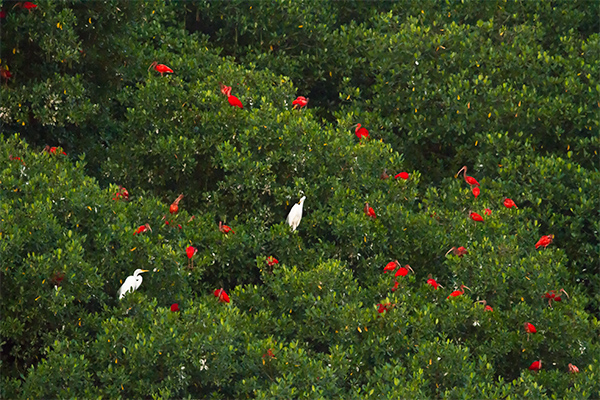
[1,1,599,398]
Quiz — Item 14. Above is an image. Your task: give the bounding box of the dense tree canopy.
[1,1,598,398]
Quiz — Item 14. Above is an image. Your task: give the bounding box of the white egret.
[286,196,306,231]
[118,269,148,299]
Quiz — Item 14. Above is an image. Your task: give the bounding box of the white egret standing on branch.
[286,196,306,232]
[118,269,148,299]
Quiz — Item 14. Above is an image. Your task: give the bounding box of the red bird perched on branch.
[524,322,537,341]
[472,187,480,198]
[395,172,409,180]
[535,234,554,249]
[220,84,244,109]
[503,198,517,209]
[214,288,230,303]
[133,223,151,236]
[456,166,480,187]
[1,66,12,80]
[364,202,376,219]
[219,221,235,234]
[169,194,184,214]
[476,300,494,312]
[568,363,579,374]
[44,146,66,155]
[376,302,395,314]
[23,2,38,10]
[484,208,492,216]
[148,62,173,76]
[395,264,414,277]
[266,256,279,267]
[446,246,468,257]
[186,246,197,269]
[543,288,569,307]
[113,186,129,201]
[383,260,400,273]
[292,96,308,109]
[354,123,369,140]
[170,303,180,312]
[448,284,470,299]
[426,274,443,290]
[529,360,542,372]
[380,169,389,180]
[470,212,484,223]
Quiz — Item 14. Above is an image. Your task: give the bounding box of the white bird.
[286,196,306,231]
[118,269,148,299]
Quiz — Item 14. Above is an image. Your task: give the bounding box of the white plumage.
[286,196,306,231]
[118,268,148,299]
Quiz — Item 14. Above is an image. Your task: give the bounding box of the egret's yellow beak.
[141,269,149,273]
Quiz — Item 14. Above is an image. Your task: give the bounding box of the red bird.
[528,360,542,372]
[266,256,279,267]
[543,288,569,307]
[354,123,369,140]
[456,166,480,187]
[148,62,173,76]
[395,172,409,180]
[186,246,197,259]
[391,281,399,292]
[524,322,537,341]
[220,84,244,109]
[376,302,395,314]
[169,194,184,214]
[448,284,470,299]
[445,246,469,257]
[1,66,12,80]
[364,202,376,219]
[477,300,493,312]
[133,223,151,236]
[219,221,235,234]
[394,264,414,277]
[472,187,480,198]
[426,275,443,290]
[113,186,129,201]
[23,2,37,10]
[9,155,25,165]
[503,198,517,209]
[380,169,389,180]
[214,288,230,303]
[568,363,579,374]
[43,146,66,155]
[383,260,400,273]
[170,303,180,312]
[470,212,484,223]
[535,234,554,249]
[292,96,309,109]
[484,208,492,216]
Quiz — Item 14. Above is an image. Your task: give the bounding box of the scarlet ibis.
[170,303,180,312]
[391,281,399,292]
[262,348,276,359]
[51,271,65,286]
[476,300,493,312]
[503,198,517,209]
[472,187,480,198]
[266,256,279,267]
[364,202,377,219]
[1,66,11,80]
[426,274,443,290]
[395,172,409,180]
[9,155,25,165]
[543,288,569,307]
[448,285,470,299]
[186,246,197,269]
[470,212,484,223]
[524,322,537,341]
[354,123,369,140]
[219,221,234,234]
[394,264,414,277]
[528,360,542,372]
[220,84,243,109]
[214,288,230,303]
[380,169,389,180]
[23,2,37,10]
[148,62,173,76]
[133,223,151,236]
[44,146,66,155]
[535,235,554,249]
[118,269,148,300]
[456,166,480,187]
[169,194,184,214]
[568,363,579,373]
[113,186,129,201]
[484,208,491,216]
[445,247,468,257]
[384,260,400,273]
[292,96,308,109]
[286,196,306,231]
[376,302,395,313]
